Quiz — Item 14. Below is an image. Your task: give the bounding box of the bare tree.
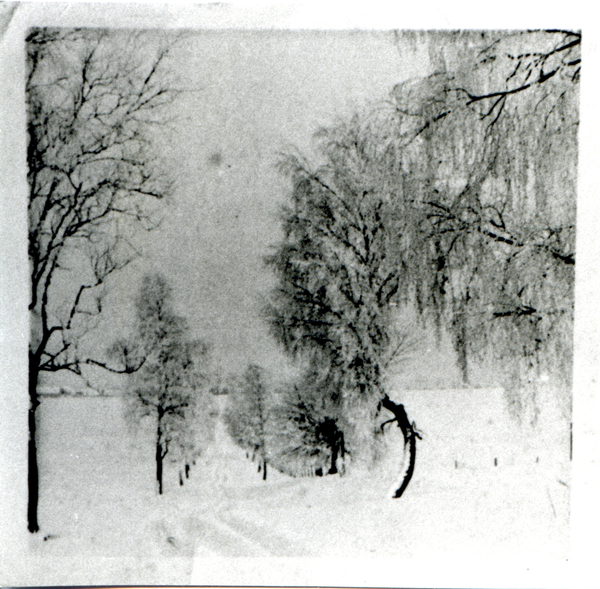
[265,138,416,481]
[26,29,177,532]
[270,366,349,478]
[118,274,210,495]
[383,30,578,418]
[266,30,578,498]
[224,364,272,480]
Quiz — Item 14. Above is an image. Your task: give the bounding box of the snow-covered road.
[5,391,570,586]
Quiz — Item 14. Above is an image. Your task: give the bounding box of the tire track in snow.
[191,496,314,557]
[193,402,313,557]
[192,514,272,557]
[218,513,314,556]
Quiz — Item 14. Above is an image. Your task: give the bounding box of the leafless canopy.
[27,28,178,377]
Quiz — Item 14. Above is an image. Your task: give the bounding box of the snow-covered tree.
[270,366,349,477]
[266,30,578,497]
[224,364,271,480]
[26,28,177,532]
[265,131,418,492]
[380,30,578,419]
[115,274,211,494]
[265,148,413,403]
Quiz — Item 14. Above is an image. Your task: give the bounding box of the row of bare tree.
[224,363,348,480]
[26,29,578,532]
[263,30,578,495]
[26,29,181,532]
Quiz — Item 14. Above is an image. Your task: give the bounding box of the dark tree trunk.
[156,419,164,495]
[457,337,468,385]
[156,441,163,494]
[392,432,416,499]
[262,459,267,481]
[156,442,164,494]
[380,394,421,499]
[28,356,40,533]
[328,445,338,475]
[452,319,469,385]
[570,421,573,461]
[185,463,190,478]
[453,298,469,385]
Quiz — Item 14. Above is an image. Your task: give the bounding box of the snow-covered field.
[4,389,570,586]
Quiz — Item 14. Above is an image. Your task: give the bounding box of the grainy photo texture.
[10,20,582,585]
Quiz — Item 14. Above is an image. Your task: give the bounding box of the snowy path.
[191,509,312,557]
[191,514,271,557]
[190,402,315,557]
[7,393,570,586]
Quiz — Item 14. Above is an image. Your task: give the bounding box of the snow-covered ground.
[4,389,570,586]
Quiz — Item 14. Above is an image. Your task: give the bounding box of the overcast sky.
[4,10,592,395]
[95,30,433,383]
